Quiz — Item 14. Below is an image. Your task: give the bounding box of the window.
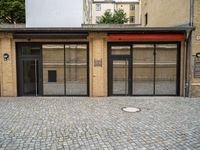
[145,13,148,26]
[130,16,135,23]
[96,16,101,23]
[96,4,101,11]
[48,70,57,82]
[130,5,135,10]
[43,44,65,95]
[106,9,111,13]
[21,46,40,56]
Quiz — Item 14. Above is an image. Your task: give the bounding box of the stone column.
[88,33,108,97]
[0,33,17,96]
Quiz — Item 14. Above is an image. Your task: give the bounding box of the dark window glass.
[130,16,135,23]
[145,13,148,25]
[21,46,40,56]
[130,5,135,10]
[48,70,57,82]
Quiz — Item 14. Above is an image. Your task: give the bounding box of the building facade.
[0,0,199,97]
[0,25,193,97]
[91,0,140,24]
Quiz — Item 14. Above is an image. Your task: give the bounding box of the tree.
[0,0,25,24]
[97,9,128,24]
[112,9,129,24]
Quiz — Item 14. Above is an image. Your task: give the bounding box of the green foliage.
[0,0,25,24]
[97,9,128,24]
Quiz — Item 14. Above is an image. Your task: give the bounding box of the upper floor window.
[130,16,135,23]
[145,13,148,26]
[96,4,101,11]
[130,5,135,10]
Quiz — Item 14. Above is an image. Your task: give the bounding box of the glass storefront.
[109,43,180,96]
[17,43,89,96]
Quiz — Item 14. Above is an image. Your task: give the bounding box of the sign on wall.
[197,35,200,41]
[194,57,200,78]
[94,58,102,67]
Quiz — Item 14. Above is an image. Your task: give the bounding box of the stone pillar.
[0,33,17,96]
[89,33,108,97]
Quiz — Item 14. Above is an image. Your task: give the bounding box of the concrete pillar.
[89,33,108,97]
[0,33,17,96]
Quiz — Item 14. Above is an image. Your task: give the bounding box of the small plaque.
[194,58,200,78]
[94,58,102,67]
[197,35,200,40]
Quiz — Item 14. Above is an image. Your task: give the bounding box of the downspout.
[188,0,194,97]
[183,33,187,97]
[187,30,193,97]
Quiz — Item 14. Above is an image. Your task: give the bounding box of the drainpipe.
[183,34,187,97]
[187,30,193,97]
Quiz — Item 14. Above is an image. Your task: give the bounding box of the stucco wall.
[141,0,190,27]
[25,0,83,27]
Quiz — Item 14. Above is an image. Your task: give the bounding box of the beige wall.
[141,0,190,27]
[89,33,108,96]
[0,33,17,96]
[191,0,200,97]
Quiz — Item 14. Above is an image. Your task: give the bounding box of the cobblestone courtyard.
[0,97,200,150]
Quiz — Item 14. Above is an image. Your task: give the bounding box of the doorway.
[17,44,42,96]
[110,58,132,96]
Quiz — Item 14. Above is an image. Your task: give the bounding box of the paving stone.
[0,97,200,149]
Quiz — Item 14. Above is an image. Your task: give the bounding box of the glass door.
[110,58,131,96]
[19,59,41,96]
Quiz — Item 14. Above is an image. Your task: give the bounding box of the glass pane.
[155,44,177,95]
[23,60,39,95]
[65,44,87,95]
[111,46,130,55]
[42,45,65,95]
[133,44,154,95]
[22,46,40,56]
[113,60,129,95]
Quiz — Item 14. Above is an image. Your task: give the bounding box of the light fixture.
[3,53,9,61]
[196,52,200,58]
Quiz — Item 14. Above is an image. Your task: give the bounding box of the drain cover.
[122,107,141,113]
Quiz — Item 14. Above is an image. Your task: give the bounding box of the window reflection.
[42,44,65,95]
[65,44,87,95]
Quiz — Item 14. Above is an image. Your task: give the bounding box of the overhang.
[0,24,194,40]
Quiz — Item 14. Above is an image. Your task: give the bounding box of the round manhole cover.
[122,107,141,113]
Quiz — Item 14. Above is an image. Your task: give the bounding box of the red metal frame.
[108,34,185,40]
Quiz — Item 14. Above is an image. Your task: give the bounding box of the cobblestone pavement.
[0,97,200,150]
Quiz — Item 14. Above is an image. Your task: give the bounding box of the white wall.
[26,0,83,27]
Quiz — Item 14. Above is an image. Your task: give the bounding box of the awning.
[108,34,185,40]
